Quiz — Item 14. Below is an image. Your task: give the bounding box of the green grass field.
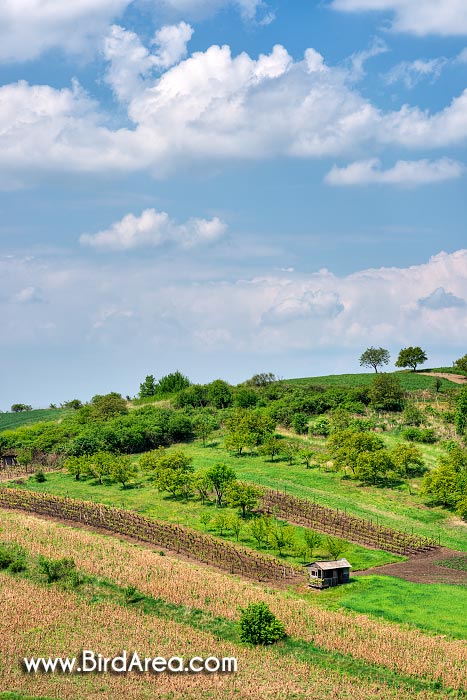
[321,575,467,639]
[177,438,467,552]
[9,470,400,571]
[0,408,70,433]
[287,372,454,391]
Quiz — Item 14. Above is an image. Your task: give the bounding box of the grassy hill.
[288,371,454,391]
[0,408,71,433]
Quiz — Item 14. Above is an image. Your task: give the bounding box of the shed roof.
[305,559,351,570]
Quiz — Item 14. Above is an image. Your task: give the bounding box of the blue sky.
[0,0,466,407]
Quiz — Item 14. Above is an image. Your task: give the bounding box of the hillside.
[0,408,70,433]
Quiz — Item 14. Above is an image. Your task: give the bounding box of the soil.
[418,372,467,385]
[354,546,467,585]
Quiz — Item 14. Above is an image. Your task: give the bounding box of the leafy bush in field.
[0,542,27,573]
[239,602,286,646]
[402,404,425,427]
[402,427,436,443]
[292,412,309,434]
[311,416,330,436]
[38,555,76,583]
[369,373,405,412]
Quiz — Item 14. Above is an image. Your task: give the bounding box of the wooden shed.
[305,559,351,588]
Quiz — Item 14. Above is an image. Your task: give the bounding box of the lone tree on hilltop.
[359,347,390,373]
[395,346,428,372]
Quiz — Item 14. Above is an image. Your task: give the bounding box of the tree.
[234,388,258,408]
[213,511,230,536]
[245,373,277,387]
[326,536,346,560]
[282,440,299,465]
[239,602,286,646]
[389,444,425,478]
[268,524,295,556]
[298,448,315,469]
[110,455,138,488]
[328,429,385,475]
[292,413,309,435]
[359,347,390,373]
[206,379,233,408]
[395,346,428,372]
[199,512,211,531]
[421,445,467,510]
[193,413,217,447]
[258,436,282,462]
[368,373,405,411]
[355,450,396,485]
[139,375,157,398]
[86,451,114,484]
[62,399,83,410]
[193,470,212,503]
[453,354,467,374]
[155,467,194,501]
[229,514,242,541]
[64,455,90,481]
[11,404,32,413]
[157,371,191,394]
[303,529,322,560]
[90,393,128,420]
[225,481,261,518]
[205,463,237,506]
[249,515,272,548]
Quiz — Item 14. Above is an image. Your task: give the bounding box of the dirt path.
[418,372,467,385]
[354,547,467,585]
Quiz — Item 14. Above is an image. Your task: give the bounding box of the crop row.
[0,488,305,583]
[261,490,439,555]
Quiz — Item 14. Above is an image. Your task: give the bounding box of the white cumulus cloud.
[325,157,465,187]
[79,208,227,251]
[331,0,467,37]
[1,38,467,184]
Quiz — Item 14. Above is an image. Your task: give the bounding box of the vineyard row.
[0,488,305,584]
[261,490,439,555]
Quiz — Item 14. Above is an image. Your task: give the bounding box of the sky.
[0,0,466,408]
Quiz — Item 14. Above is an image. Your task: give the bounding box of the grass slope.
[0,409,70,433]
[322,575,467,640]
[288,371,453,391]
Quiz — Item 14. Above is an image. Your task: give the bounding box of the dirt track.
[354,547,467,585]
[418,372,467,385]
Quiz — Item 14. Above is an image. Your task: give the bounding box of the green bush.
[0,543,27,573]
[402,427,436,444]
[34,469,46,483]
[239,602,286,646]
[38,556,76,583]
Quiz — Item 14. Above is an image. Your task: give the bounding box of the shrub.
[34,469,46,483]
[0,543,27,573]
[402,427,436,443]
[38,556,76,583]
[292,412,309,435]
[239,602,286,646]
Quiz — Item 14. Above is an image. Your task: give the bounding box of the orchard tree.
[355,450,395,485]
[389,444,425,478]
[205,463,237,505]
[258,436,282,462]
[303,529,322,560]
[359,347,390,373]
[268,524,295,556]
[193,413,217,447]
[110,455,138,488]
[226,480,262,518]
[395,346,428,372]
